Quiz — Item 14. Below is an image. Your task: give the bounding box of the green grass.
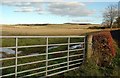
[1,37,84,77]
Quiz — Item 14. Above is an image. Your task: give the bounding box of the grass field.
[1,36,85,77]
[1,24,101,36]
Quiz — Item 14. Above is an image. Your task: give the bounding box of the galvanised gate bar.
[0,36,86,78]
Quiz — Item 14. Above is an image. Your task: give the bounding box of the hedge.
[92,31,115,67]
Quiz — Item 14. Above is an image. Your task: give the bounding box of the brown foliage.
[92,31,115,67]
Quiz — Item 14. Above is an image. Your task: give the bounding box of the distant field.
[1,24,102,36]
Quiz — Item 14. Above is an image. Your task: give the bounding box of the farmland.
[1,24,101,36]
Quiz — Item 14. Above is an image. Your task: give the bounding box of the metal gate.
[0,36,86,78]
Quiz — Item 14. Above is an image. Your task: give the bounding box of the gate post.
[86,34,93,59]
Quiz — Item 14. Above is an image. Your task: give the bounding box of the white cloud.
[1,0,119,3]
[1,0,43,3]
[72,19,93,22]
[1,0,64,3]
[48,2,95,17]
[35,8,42,12]
[14,6,44,13]
[1,1,31,7]
[14,2,32,6]
[14,7,34,12]
[2,1,44,13]
[1,1,95,16]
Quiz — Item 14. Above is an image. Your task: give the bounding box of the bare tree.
[103,4,118,28]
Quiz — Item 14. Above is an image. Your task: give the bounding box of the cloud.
[14,6,44,13]
[13,2,32,7]
[1,0,119,3]
[1,0,64,3]
[2,2,33,7]
[1,1,95,16]
[2,1,41,7]
[72,19,93,22]
[48,2,95,17]
[1,0,43,3]
[14,7,35,12]
[2,1,44,13]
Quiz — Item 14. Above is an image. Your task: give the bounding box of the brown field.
[1,24,102,36]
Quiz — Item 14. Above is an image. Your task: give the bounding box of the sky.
[0,0,119,24]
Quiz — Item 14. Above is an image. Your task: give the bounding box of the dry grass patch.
[1,25,101,36]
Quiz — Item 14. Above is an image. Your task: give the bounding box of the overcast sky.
[0,0,119,24]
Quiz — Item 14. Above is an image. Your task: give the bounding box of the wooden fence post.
[86,34,93,59]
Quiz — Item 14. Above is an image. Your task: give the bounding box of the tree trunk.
[110,19,113,29]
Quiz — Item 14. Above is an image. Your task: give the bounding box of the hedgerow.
[92,31,115,67]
